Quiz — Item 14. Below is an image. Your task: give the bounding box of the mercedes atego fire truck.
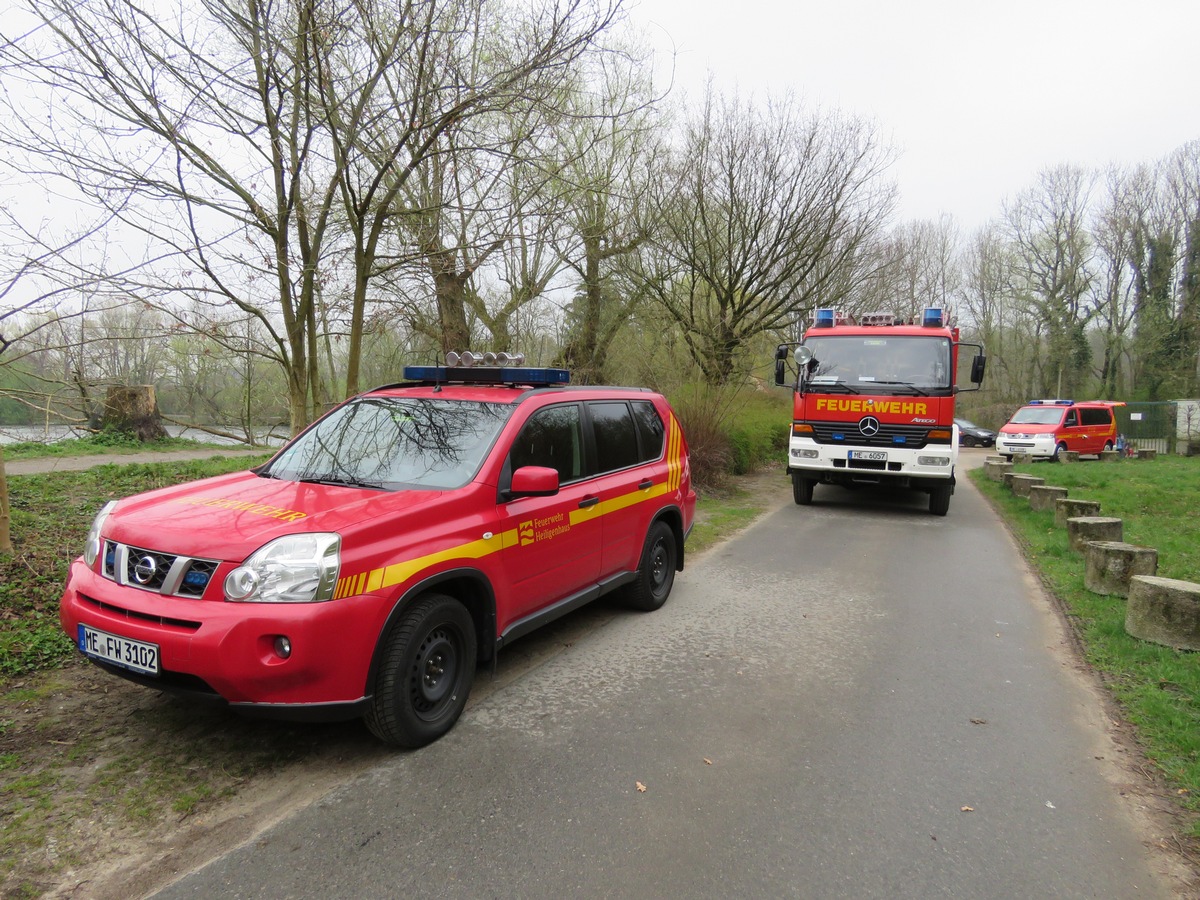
[774,308,986,516]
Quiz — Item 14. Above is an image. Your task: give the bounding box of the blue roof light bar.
[403,365,570,386]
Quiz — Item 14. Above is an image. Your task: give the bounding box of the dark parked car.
[955,417,996,448]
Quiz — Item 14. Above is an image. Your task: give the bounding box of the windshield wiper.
[295,475,389,491]
[804,380,859,394]
[868,380,929,396]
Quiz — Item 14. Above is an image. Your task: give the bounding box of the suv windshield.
[1008,407,1065,426]
[264,397,514,490]
[802,335,952,395]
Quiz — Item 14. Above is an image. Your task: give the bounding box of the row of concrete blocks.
[983,457,1200,652]
[1002,448,1158,464]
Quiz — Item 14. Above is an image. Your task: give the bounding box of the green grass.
[0,457,271,678]
[971,455,1200,831]
[1,432,235,461]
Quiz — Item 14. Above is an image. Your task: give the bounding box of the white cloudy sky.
[629,0,1200,232]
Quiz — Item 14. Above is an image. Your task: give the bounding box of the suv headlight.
[224,533,341,603]
[84,501,117,568]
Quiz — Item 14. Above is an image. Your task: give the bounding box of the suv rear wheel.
[366,593,477,748]
[622,521,677,611]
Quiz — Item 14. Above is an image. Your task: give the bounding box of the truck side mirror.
[971,354,986,384]
[774,344,788,386]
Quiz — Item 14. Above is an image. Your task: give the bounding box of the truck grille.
[102,540,220,598]
[810,422,932,448]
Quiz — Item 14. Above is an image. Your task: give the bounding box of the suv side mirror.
[510,466,559,498]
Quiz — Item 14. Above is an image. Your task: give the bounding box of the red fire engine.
[774,308,986,515]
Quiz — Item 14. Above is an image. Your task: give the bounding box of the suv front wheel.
[366,592,477,748]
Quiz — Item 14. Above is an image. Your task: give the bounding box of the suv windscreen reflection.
[264,398,514,490]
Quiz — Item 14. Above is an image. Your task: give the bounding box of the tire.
[929,484,951,516]
[961,436,975,448]
[1001,454,1012,462]
[1104,441,1114,451]
[1053,441,1067,461]
[622,520,677,612]
[366,593,477,748]
[792,472,815,506]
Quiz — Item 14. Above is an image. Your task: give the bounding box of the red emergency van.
[59,360,696,747]
[996,399,1123,460]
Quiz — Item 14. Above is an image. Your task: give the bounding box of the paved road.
[152,461,1183,899]
[4,448,269,476]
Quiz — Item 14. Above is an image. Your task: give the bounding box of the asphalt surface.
[148,452,1182,899]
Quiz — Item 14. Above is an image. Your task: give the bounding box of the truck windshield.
[263,397,513,490]
[802,335,952,394]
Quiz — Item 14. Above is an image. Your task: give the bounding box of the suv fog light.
[273,636,292,659]
[918,455,950,466]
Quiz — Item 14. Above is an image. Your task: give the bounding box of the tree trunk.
[101,385,169,441]
[0,447,12,556]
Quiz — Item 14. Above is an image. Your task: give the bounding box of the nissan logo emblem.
[133,555,158,585]
[859,416,881,437]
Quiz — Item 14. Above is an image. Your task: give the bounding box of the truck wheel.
[366,593,476,748]
[929,484,951,516]
[792,473,814,505]
[622,520,677,611]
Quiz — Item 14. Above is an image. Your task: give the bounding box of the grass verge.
[1,433,237,462]
[970,454,1200,834]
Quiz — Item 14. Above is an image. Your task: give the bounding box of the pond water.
[0,424,286,447]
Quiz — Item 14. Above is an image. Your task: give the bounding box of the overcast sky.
[630,0,1200,233]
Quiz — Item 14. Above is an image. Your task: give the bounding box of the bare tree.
[641,87,896,383]
[1002,165,1097,399]
[864,216,962,322]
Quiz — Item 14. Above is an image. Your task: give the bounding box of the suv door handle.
[638,480,654,490]
[578,497,600,508]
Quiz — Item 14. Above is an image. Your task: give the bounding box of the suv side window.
[589,401,641,473]
[510,404,584,483]
[632,400,665,461]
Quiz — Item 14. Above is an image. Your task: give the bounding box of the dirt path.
[5,448,269,476]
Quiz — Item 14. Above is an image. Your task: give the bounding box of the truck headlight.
[224,533,341,603]
[917,455,951,466]
[84,501,117,568]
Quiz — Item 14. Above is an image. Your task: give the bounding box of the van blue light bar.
[403,365,570,386]
[1027,399,1074,406]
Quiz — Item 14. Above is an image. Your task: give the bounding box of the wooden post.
[1028,485,1068,512]
[1054,498,1101,528]
[1084,541,1157,597]
[1126,576,1200,650]
[1010,474,1045,497]
[1066,516,1123,553]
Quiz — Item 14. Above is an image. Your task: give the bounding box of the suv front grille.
[102,540,219,598]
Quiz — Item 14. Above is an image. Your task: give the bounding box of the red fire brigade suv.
[59,359,696,747]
